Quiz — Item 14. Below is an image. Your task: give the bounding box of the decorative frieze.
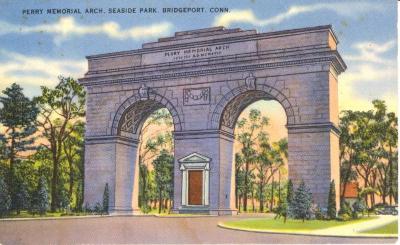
[183,87,210,105]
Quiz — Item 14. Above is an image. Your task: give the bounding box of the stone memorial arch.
[79,25,346,215]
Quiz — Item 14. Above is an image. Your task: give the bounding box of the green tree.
[371,100,398,205]
[235,109,268,211]
[327,180,336,219]
[103,183,109,214]
[256,136,284,212]
[286,179,294,217]
[273,139,288,204]
[138,109,173,210]
[34,76,85,211]
[36,175,49,216]
[62,121,85,209]
[0,83,38,209]
[152,150,174,213]
[292,181,313,222]
[339,110,360,200]
[0,176,11,217]
[14,180,29,215]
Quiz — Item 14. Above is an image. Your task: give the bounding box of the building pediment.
[178,152,211,163]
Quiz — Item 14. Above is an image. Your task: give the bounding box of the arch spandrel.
[209,79,297,130]
[111,89,183,136]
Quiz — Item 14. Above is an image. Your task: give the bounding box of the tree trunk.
[251,190,255,212]
[68,159,74,201]
[259,185,264,212]
[235,169,239,209]
[164,199,168,212]
[158,188,162,214]
[278,170,281,203]
[238,196,241,212]
[51,148,59,212]
[243,162,249,211]
[9,127,16,210]
[388,145,394,206]
[270,177,275,211]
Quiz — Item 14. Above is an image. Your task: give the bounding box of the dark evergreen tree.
[37,176,49,215]
[0,176,11,217]
[327,180,336,219]
[0,83,38,210]
[103,183,110,214]
[286,179,294,217]
[292,180,313,222]
[14,180,29,214]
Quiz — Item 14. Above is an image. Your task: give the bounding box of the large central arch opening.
[219,90,289,213]
[137,108,174,214]
[111,92,181,214]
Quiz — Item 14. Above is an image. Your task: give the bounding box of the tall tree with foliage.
[0,83,38,209]
[235,109,268,211]
[62,121,85,208]
[0,176,11,217]
[138,109,173,209]
[255,135,284,212]
[327,180,336,219]
[34,76,86,211]
[371,100,398,205]
[339,110,360,200]
[273,139,288,204]
[152,150,174,213]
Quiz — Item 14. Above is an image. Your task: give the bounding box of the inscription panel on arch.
[141,40,257,65]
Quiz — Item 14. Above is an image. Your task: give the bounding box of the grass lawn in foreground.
[360,221,398,234]
[1,211,93,219]
[222,216,376,232]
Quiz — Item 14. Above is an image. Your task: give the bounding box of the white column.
[181,170,187,205]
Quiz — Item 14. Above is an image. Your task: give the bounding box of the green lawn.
[2,211,90,219]
[222,217,376,232]
[361,221,398,234]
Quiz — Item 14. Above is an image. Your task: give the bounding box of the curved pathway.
[0,215,397,244]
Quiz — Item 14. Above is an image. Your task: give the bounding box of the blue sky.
[0,0,397,112]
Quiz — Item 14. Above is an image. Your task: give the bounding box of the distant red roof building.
[341,182,358,198]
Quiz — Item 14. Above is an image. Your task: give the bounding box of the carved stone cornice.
[79,55,343,87]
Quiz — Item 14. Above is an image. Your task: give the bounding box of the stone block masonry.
[79,25,346,215]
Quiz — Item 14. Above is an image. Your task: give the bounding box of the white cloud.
[344,40,396,65]
[213,2,383,27]
[0,49,86,96]
[339,40,397,112]
[0,17,173,45]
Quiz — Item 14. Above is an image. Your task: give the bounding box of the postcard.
[0,0,397,244]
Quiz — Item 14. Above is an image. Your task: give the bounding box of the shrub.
[83,202,92,214]
[94,202,103,214]
[337,213,352,221]
[352,198,366,219]
[312,204,326,220]
[141,204,151,214]
[337,200,352,220]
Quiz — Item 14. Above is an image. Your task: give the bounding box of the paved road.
[0,215,397,244]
